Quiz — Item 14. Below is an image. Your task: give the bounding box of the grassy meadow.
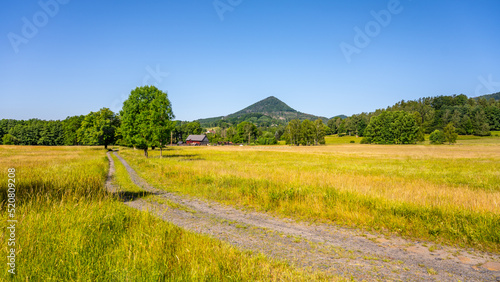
[0,146,328,281]
[326,132,500,145]
[120,140,500,253]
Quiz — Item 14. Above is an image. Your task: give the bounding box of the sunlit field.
[120,141,500,253]
[325,135,360,144]
[0,146,325,281]
[326,132,500,145]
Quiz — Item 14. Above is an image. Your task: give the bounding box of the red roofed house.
[185,135,209,145]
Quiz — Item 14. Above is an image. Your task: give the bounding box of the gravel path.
[106,151,500,281]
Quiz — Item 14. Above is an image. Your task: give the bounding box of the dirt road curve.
[106,152,500,281]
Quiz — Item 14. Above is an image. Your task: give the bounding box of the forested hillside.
[475,92,500,101]
[197,96,327,127]
[327,94,500,139]
[232,96,296,114]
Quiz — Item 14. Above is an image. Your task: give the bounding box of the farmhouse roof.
[186,135,207,141]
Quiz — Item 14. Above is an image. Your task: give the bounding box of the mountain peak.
[196,96,328,126]
[233,96,297,115]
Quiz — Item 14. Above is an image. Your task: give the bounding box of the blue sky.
[1,0,500,121]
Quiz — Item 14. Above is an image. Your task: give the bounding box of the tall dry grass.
[0,146,329,281]
[120,143,500,252]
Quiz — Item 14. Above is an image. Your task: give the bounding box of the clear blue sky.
[1,0,500,121]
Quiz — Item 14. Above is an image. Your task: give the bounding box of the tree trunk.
[160,142,163,158]
[144,148,148,158]
[105,144,108,149]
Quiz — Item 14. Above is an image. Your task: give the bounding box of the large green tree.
[77,108,119,149]
[313,118,327,145]
[327,118,338,134]
[120,86,174,157]
[300,119,315,145]
[284,119,301,145]
[236,121,258,144]
[150,94,175,157]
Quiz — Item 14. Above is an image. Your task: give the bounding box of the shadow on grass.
[148,154,205,161]
[158,154,198,158]
[178,158,205,161]
[112,190,154,202]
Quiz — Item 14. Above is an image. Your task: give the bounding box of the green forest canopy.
[1,92,499,146]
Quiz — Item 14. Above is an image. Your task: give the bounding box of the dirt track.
[106,151,500,281]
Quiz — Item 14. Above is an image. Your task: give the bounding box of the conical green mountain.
[197,96,327,126]
[231,96,297,115]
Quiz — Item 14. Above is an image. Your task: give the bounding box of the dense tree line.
[202,121,274,145]
[1,118,74,145]
[326,94,500,139]
[1,86,175,154]
[387,94,499,135]
[0,110,119,146]
[363,111,419,144]
[2,92,498,147]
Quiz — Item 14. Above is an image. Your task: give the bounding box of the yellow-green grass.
[109,152,145,194]
[325,133,500,145]
[0,146,331,281]
[455,133,500,145]
[120,144,500,253]
[325,135,360,144]
[0,146,108,205]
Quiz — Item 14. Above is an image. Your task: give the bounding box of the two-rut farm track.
[106,151,500,281]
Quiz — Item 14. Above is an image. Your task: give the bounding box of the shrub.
[349,140,355,143]
[429,130,445,144]
[444,123,458,144]
[360,137,372,144]
[257,137,277,145]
